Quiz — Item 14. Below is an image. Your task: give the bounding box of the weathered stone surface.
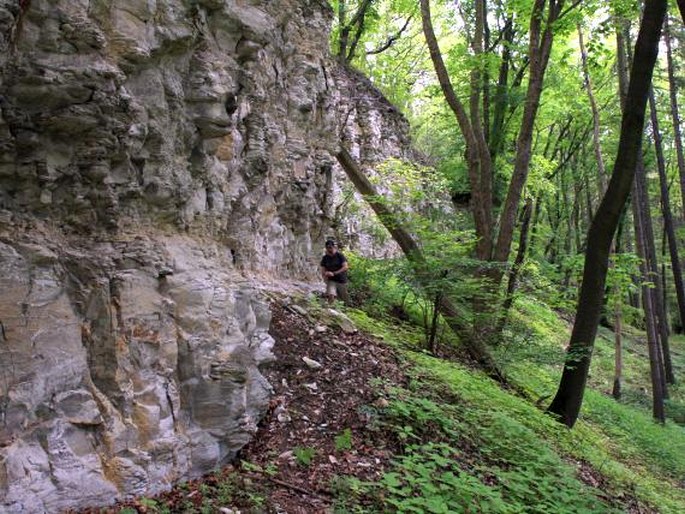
[0,231,278,511]
[0,0,414,510]
[324,308,358,334]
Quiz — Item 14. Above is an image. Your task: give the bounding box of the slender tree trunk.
[547,0,666,428]
[428,291,442,354]
[499,198,534,331]
[528,196,543,257]
[677,0,685,25]
[494,0,565,264]
[545,190,561,264]
[338,1,348,59]
[336,0,374,63]
[572,168,583,253]
[490,17,515,161]
[613,304,623,399]
[480,0,491,147]
[650,89,682,382]
[664,16,685,218]
[633,172,667,421]
[584,166,594,230]
[578,24,608,192]
[613,212,628,400]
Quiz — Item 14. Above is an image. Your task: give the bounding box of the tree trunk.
[490,17,515,161]
[546,0,666,428]
[613,213,628,400]
[649,88,681,382]
[612,304,623,400]
[664,17,685,218]
[677,0,685,24]
[335,147,503,379]
[337,0,375,63]
[494,0,565,264]
[578,23,607,192]
[528,196,543,257]
[499,198,534,332]
[632,173,667,421]
[428,291,442,354]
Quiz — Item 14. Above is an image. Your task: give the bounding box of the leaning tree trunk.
[335,147,503,380]
[578,23,607,192]
[613,210,629,399]
[547,0,666,428]
[677,0,685,26]
[620,17,671,395]
[613,301,624,399]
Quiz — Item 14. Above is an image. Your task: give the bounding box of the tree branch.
[366,15,413,55]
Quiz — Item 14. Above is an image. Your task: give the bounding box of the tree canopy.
[330,0,685,427]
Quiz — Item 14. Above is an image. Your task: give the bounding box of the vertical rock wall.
[0,0,413,510]
[0,233,275,512]
[0,0,339,273]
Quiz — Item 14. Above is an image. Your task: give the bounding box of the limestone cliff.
[0,0,411,510]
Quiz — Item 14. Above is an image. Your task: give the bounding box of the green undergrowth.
[340,299,685,513]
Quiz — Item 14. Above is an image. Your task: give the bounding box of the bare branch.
[366,15,413,55]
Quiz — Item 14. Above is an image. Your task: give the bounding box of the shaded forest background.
[329,0,685,427]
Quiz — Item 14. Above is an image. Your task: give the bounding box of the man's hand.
[325,271,334,277]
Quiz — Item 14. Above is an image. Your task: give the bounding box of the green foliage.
[330,475,368,514]
[335,428,354,452]
[372,382,616,513]
[293,446,317,466]
[606,252,643,320]
[346,243,495,352]
[338,303,685,513]
[329,0,423,109]
[323,2,685,511]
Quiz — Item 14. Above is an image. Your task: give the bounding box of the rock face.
[0,0,412,510]
[0,233,274,512]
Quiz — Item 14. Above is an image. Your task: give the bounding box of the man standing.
[320,239,349,304]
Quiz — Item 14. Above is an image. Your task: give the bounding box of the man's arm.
[333,253,349,275]
[332,260,349,276]
[321,266,333,280]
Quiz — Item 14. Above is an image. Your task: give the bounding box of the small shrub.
[293,446,316,466]
[335,428,353,452]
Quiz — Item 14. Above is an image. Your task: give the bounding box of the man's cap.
[325,239,336,247]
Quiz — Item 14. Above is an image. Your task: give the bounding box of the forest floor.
[80,293,664,514]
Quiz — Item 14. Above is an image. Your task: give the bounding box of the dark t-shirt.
[320,252,348,283]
